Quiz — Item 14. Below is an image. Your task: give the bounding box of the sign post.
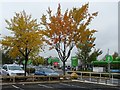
[71,56,78,70]
[106,55,113,78]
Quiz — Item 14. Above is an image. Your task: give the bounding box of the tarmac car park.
[1,64,120,90]
[2,80,120,90]
[1,70,120,90]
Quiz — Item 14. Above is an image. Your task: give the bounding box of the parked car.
[34,67,59,76]
[2,64,26,76]
[110,69,120,73]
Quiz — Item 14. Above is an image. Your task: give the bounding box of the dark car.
[34,67,59,76]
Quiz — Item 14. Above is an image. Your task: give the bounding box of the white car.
[0,66,2,75]
[2,64,25,76]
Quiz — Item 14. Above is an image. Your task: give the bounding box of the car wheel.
[6,74,10,81]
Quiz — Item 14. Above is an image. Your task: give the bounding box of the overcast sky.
[0,0,119,65]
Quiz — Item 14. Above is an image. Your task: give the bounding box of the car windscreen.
[36,68,55,73]
[8,66,23,70]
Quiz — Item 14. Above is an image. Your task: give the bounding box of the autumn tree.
[32,56,45,66]
[41,3,98,75]
[1,11,43,76]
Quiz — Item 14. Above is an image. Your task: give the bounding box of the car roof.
[3,64,20,66]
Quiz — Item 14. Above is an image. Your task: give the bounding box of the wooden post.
[81,72,82,80]
[111,74,113,84]
[32,75,34,82]
[105,78,107,84]
[49,76,50,81]
[89,72,91,81]
[13,76,15,83]
[100,73,101,82]
[97,77,99,83]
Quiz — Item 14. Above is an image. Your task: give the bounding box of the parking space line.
[38,84,53,88]
[12,85,24,90]
[59,83,86,88]
[59,83,72,87]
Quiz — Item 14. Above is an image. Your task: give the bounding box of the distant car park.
[34,67,59,76]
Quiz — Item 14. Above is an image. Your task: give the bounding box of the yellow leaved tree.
[41,3,98,75]
[1,11,43,76]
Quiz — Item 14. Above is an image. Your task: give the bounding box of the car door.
[2,65,9,76]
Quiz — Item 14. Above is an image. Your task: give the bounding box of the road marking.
[59,83,71,87]
[12,85,24,90]
[59,83,86,88]
[38,84,53,88]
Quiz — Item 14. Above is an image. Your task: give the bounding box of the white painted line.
[59,83,86,88]
[73,80,119,86]
[72,80,79,81]
[12,85,24,90]
[12,85,19,89]
[59,83,71,87]
[38,84,53,88]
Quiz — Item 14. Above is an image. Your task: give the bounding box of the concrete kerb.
[1,80,73,85]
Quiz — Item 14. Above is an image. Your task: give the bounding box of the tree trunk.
[63,61,66,75]
[24,56,28,76]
